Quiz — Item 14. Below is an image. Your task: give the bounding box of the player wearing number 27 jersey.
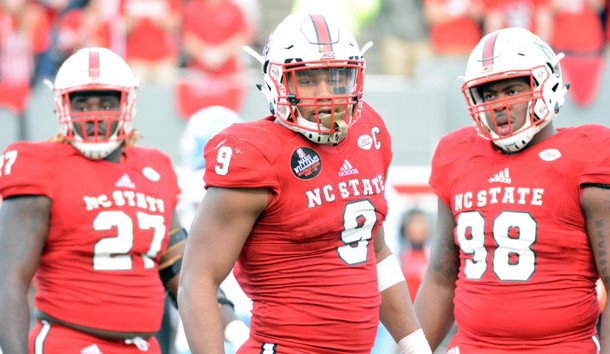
[0,48,196,354]
[415,28,610,354]
[0,141,179,330]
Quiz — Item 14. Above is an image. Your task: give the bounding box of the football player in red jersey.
[415,27,610,353]
[0,47,240,354]
[178,12,432,354]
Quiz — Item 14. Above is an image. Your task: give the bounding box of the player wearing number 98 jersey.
[178,12,431,354]
[415,28,610,353]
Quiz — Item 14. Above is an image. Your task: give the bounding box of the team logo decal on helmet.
[291,147,321,180]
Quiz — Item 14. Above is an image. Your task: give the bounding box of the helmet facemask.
[52,47,138,160]
[56,87,136,159]
[463,66,557,152]
[461,28,568,153]
[270,61,364,145]
[254,13,367,145]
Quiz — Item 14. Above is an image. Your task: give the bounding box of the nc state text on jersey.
[83,190,166,213]
[306,174,385,208]
[454,186,544,211]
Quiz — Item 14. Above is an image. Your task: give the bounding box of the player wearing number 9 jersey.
[178,12,431,354]
[0,47,240,354]
[415,28,610,353]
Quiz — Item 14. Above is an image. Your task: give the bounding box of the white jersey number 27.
[93,211,166,271]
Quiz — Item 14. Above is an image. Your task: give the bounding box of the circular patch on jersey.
[291,147,322,180]
[538,148,561,161]
[142,167,161,182]
[357,134,373,150]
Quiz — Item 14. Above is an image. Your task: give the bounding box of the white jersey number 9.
[338,200,377,265]
[214,146,233,176]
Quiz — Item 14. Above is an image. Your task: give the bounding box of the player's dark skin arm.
[414,198,459,351]
[582,186,610,354]
[178,186,267,353]
[375,226,423,342]
[0,195,50,354]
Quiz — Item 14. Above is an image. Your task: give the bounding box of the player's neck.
[529,123,557,148]
[104,146,124,163]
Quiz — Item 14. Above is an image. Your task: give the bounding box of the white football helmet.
[53,47,137,159]
[462,27,569,152]
[179,105,243,171]
[259,12,365,145]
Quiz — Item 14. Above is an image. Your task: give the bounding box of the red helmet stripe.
[482,32,500,67]
[88,49,100,80]
[309,14,332,52]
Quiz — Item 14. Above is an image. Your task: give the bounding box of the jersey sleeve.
[429,134,453,206]
[0,142,54,199]
[576,125,610,186]
[203,132,280,193]
[158,151,181,211]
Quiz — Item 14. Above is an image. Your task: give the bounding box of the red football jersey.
[204,103,392,353]
[430,125,610,352]
[0,141,180,332]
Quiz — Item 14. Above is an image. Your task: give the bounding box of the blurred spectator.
[399,208,431,301]
[607,0,610,50]
[0,0,51,115]
[175,0,251,119]
[483,0,553,42]
[121,0,182,85]
[291,0,380,40]
[35,0,85,81]
[233,0,261,44]
[423,0,485,55]
[56,0,119,57]
[550,0,605,53]
[366,0,431,77]
[549,0,605,107]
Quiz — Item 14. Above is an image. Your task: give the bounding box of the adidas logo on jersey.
[488,168,511,184]
[115,173,136,189]
[338,160,359,177]
[80,344,102,354]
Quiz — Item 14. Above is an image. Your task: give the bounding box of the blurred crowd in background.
[1,0,609,121]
